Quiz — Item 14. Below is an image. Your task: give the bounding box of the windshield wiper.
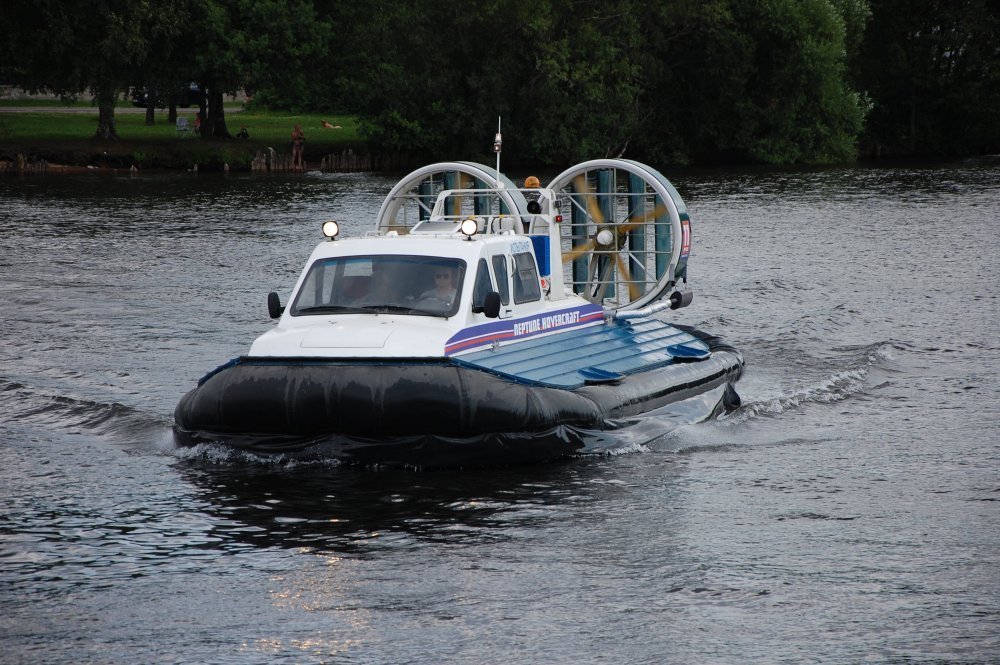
[294,305,369,314]
[294,304,447,318]
[355,304,441,317]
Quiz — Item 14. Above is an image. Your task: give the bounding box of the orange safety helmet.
[524,175,541,188]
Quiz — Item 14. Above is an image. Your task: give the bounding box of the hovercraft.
[174,148,744,467]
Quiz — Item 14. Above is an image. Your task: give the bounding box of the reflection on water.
[174,454,606,555]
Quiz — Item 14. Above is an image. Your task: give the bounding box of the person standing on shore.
[291,124,305,172]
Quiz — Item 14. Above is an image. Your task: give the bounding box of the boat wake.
[724,340,902,425]
[0,377,169,442]
[171,440,346,469]
[629,341,908,456]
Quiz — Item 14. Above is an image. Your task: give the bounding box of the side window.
[513,252,541,303]
[472,258,493,309]
[294,259,338,311]
[491,255,510,305]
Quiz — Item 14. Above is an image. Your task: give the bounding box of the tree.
[187,0,245,139]
[515,0,649,163]
[853,0,1000,155]
[131,2,195,126]
[328,0,652,165]
[327,0,869,166]
[637,0,866,164]
[325,0,518,159]
[0,0,191,139]
[240,0,333,113]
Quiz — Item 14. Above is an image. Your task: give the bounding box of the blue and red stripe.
[445,304,604,355]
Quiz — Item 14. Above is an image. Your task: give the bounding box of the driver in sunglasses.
[419,267,457,305]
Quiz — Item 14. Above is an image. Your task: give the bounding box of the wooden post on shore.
[251,149,297,173]
[2,154,49,175]
[252,151,268,173]
[319,150,411,173]
[250,148,411,174]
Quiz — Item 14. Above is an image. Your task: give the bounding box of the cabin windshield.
[290,255,467,318]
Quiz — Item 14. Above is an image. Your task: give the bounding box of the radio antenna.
[493,117,502,187]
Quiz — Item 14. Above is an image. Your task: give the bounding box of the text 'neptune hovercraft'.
[174,145,744,467]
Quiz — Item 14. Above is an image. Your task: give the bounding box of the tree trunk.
[207,87,231,139]
[197,86,208,139]
[145,87,156,126]
[94,86,119,140]
[168,100,177,124]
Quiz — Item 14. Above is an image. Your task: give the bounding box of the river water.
[1,161,997,664]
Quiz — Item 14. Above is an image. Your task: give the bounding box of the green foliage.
[328,0,866,165]
[238,0,333,112]
[328,0,655,163]
[3,0,996,163]
[326,0,518,159]
[744,0,864,162]
[637,0,865,164]
[853,0,1000,155]
[517,0,648,163]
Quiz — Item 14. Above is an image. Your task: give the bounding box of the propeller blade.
[620,203,668,234]
[573,174,606,225]
[615,254,640,301]
[591,258,615,302]
[562,238,596,263]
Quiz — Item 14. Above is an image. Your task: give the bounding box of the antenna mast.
[493,117,502,187]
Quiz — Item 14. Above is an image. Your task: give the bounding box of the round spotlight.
[322,220,340,239]
[460,217,479,238]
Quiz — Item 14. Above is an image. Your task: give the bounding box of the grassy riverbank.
[0,108,367,171]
